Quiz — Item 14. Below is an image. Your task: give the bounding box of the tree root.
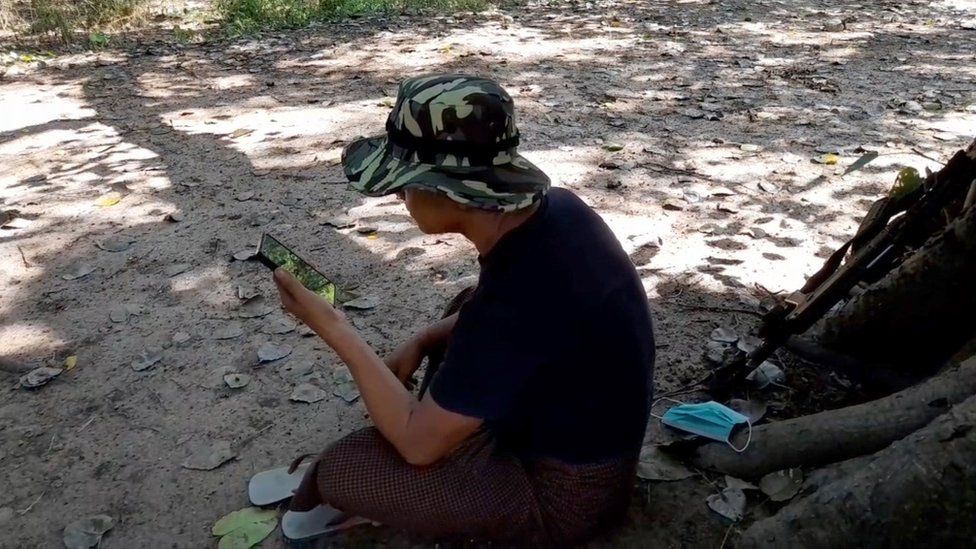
[689,357,976,478]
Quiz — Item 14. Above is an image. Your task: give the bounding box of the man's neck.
[461,203,540,256]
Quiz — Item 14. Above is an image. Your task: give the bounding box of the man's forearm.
[420,312,459,349]
[310,317,420,453]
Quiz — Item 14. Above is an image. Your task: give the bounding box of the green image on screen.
[261,236,336,305]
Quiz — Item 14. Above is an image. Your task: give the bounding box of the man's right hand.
[385,313,460,389]
[385,334,428,389]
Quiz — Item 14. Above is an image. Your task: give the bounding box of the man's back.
[432,188,656,463]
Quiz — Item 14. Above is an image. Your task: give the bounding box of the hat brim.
[341,135,550,212]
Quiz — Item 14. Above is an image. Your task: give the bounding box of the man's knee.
[316,427,391,505]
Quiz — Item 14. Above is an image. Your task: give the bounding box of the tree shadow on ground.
[1,0,973,545]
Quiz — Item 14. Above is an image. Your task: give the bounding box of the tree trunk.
[812,142,976,375]
[690,357,976,478]
[737,391,976,548]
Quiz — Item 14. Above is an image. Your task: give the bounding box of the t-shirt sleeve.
[429,292,552,421]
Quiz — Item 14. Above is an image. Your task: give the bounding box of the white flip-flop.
[281,505,355,541]
[248,463,310,506]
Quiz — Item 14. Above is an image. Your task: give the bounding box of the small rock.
[717,202,740,214]
[172,331,191,345]
[165,211,184,222]
[739,143,762,153]
[758,181,779,193]
[236,191,256,201]
[710,187,736,197]
[602,143,625,152]
[746,227,767,239]
[605,178,623,190]
[356,226,378,235]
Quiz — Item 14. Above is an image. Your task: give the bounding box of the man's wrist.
[308,307,347,340]
[415,326,436,351]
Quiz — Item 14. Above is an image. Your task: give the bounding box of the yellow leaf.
[367,234,378,240]
[64,356,78,370]
[814,153,840,165]
[95,193,122,207]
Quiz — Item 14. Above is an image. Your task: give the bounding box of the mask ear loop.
[727,420,752,453]
[649,397,686,420]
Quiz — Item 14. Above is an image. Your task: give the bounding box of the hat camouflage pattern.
[342,74,550,212]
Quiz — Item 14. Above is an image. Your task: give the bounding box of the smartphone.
[256,233,337,305]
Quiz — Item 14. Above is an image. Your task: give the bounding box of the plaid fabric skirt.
[289,427,635,546]
[289,287,636,545]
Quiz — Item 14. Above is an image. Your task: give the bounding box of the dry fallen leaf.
[20,367,63,389]
[257,343,292,363]
[182,440,236,470]
[63,514,114,549]
[706,487,746,521]
[759,469,804,502]
[290,383,327,403]
[94,193,122,207]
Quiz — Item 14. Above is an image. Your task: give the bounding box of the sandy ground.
[1,0,975,546]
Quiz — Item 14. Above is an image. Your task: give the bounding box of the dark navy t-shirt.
[429,188,655,464]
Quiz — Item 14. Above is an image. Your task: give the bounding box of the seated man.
[272,74,655,545]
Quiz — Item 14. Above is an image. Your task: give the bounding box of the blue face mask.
[651,398,752,453]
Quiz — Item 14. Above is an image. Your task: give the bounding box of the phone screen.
[258,233,336,305]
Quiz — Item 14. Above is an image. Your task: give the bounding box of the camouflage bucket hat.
[342,74,550,212]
